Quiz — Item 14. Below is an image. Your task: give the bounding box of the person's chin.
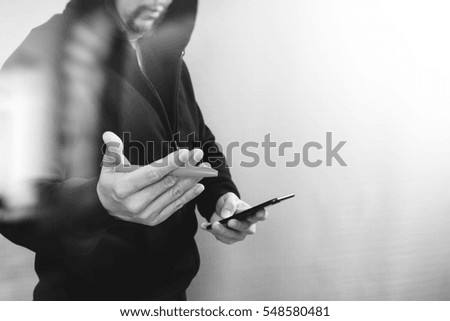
[131,20,155,35]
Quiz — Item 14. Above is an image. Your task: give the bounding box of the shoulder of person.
[2,14,66,71]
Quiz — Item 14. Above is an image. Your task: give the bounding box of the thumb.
[220,195,238,219]
[101,131,131,172]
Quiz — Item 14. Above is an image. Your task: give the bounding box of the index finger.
[124,149,191,192]
[245,209,268,224]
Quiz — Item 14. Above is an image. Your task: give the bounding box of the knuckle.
[174,199,184,211]
[124,202,135,214]
[177,193,193,207]
[113,185,128,200]
[124,175,138,192]
[141,213,159,226]
[172,184,184,198]
[136,212,147,221]
[138,208,156,222]
[148,169,162,182]
[163,175,176,188]
[126,201,143,215]
[150,212,168,226]
[141,214,158,226]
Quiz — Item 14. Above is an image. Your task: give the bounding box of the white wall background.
[186,0,450,300]
[1,0,450,300]
[0,1,66,65]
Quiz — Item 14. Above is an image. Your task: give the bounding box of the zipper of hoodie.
[134,42,180,150]
[172,50,185,149]
[141,72,179,148]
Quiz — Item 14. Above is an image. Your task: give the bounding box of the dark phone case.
[205,194,295,230]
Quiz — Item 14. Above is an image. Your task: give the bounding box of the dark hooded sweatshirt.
[0,0,239,300]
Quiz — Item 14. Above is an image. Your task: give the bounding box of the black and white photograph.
[0,0,450,319]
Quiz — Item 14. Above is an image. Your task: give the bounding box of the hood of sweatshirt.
[64,0,198,58]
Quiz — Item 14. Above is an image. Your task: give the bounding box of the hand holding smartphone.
[205,193,295,230]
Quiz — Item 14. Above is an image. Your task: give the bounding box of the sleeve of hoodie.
[180,62,241,221]
[0,178,116,258]
[0,17,116,258]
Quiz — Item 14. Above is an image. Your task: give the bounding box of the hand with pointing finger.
[97,131,206,226]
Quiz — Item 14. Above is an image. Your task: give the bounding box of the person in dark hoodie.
[0,0,267,300]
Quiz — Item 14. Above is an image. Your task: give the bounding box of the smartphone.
[205,193,295,230]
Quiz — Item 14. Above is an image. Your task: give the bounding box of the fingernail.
[193,149,204,162]
[195,185,205,194]
[179,149,189,162]
[222,210,231,218]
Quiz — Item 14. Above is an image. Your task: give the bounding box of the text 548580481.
[262,306,330,317]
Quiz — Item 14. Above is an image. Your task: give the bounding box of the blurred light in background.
[0,1,65,300]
